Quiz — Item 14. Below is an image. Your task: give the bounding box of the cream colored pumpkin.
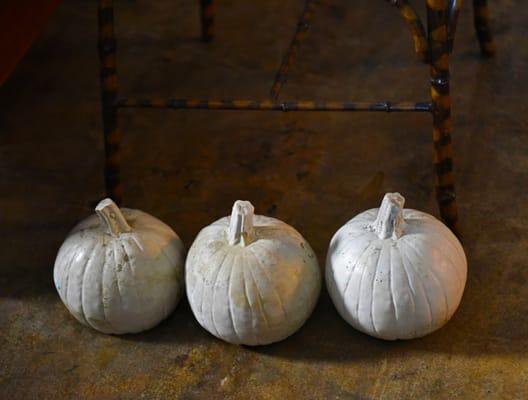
[186,201,321,345]
[53,198,185,334]
[326,193,467,340]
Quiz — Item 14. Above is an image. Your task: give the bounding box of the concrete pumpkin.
[186,200,321,345]
[326,193,467,340]
[53,198,185,334]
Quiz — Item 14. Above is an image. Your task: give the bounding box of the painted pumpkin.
[186,200,321,345]
[53,198,185,334]
[326,193,467,340]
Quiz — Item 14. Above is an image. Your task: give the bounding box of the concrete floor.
[1,0,527,398]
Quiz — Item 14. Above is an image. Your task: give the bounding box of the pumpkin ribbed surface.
[186,202,321,345]
[54,201,185,334]
[326,193,467,340]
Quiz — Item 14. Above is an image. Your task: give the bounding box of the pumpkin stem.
[95,198,132,237]
[372,193,405,240]
[228,200,256,246]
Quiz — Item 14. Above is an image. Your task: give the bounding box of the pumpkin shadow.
[0,263,57,300]
[0,220,76,300]
[246,290,401,362]
[119,298,210,345]
[246,282,528,361]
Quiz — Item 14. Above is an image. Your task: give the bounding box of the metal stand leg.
[473,0,495,57]
[270,0,316,100]
[98,0,122,205]
[427,1,460,237]
[200,0,214,42]
[93,0,476,235]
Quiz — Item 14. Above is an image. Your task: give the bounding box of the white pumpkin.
[53,198,185,334]
[186,200,321,345]
[326,193,467,340]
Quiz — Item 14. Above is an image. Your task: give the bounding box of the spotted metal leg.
[473,0,495,57]
[427,0,460,237]
[200,0,214,42]
[389,0,428,63]
[447,0,461,52]
[270,0,316,100]
[98,0,122,205]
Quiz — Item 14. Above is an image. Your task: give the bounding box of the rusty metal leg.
[98,0,122,205]
[270,0,316,100]
[447,0,461,52]
[389,0,428,63]
[200,0,214,42]
[473,0,495,57]
[427,0,460,237]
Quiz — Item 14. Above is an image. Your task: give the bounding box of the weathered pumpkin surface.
[186,201,321,345]
[326,193,467,340]
[53,199,185,334]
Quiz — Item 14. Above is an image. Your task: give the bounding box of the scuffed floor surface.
[1,0,527,398]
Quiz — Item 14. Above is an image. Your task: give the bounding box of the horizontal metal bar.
[115,98,432,112]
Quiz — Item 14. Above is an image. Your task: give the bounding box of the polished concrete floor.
[1,0,527,399]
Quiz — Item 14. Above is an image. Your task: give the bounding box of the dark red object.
[0,0,62,85]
